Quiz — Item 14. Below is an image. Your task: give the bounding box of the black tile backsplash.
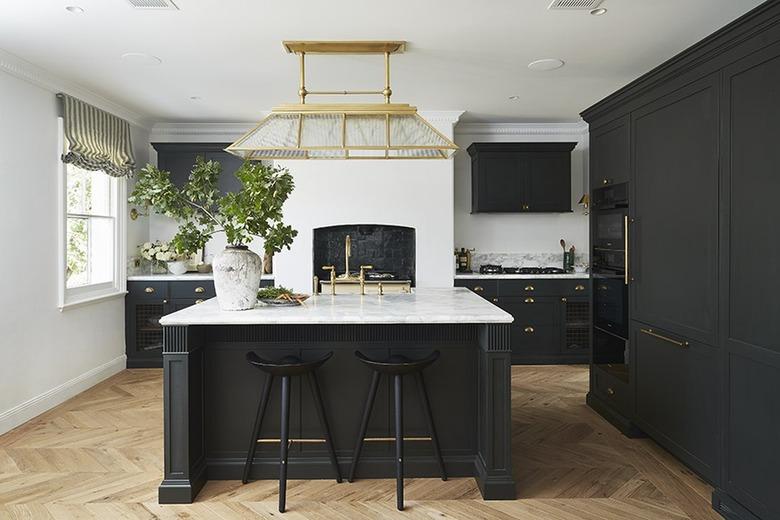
[313,224,415,285]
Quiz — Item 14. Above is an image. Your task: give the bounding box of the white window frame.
[57,117,127,310]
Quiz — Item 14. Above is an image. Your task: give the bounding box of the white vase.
[212,246,262,311]
[167,260,188,275]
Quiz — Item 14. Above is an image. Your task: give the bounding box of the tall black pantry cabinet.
[581,2,780,519]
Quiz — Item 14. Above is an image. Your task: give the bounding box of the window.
[58,119,125,309]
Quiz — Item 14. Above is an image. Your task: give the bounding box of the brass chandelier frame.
[226,41,459,160]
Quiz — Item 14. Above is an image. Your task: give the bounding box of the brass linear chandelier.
[226,41,458,160]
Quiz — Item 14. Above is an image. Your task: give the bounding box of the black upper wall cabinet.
[152,142,245,194]
[467,142,576,213]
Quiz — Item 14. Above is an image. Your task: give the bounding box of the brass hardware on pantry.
[640,328,689,348]
[524,326,535,334]
[524,297,535,303]
[607,387,615,396]
[195,299,204,304]
[194,286,205,294]
[472,286,484,292]
[144,287,155,293]
[322,265,336,295]
[575,284,585,291]
[624,215,630,285]
[525,285,535,291]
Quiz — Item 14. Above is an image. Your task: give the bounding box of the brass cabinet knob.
[195,299,204,304]
[144,287,155,293]
[194,286,205,294]
[524,297,535,304]
[473,286,484,292]
[522,203,530,210]
[575,284,585,291]
[524,285,535,291]
[603,178,611,185]
[561,297,568,302]
[492,297,499,303]
[524,326,535,334]
[163,299,168,304]
[607,387,615,396]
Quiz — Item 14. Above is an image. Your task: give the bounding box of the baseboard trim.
[712,489,763,520]
[0,354,126,435]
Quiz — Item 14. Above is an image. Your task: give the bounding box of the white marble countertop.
[454,273,589,280]
[159,287,513,326]
[128,273,274,281]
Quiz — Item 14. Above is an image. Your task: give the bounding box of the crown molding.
[150,110,466,142]
[455,121,589,136]
[0,48,150,129]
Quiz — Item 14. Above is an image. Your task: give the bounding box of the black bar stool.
[242,351,342,513]
[348,350,447,511]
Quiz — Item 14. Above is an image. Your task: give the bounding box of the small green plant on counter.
[257,286,294,300]
[129,157,298,255]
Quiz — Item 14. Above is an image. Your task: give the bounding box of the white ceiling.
[0,0,764,124]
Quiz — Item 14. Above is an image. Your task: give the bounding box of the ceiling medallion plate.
[282,41,406,54]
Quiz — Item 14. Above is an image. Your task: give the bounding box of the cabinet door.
[157,149,200,188]
[721,42,780,519]
[590,115,630,191]
[631,75,719,345]
[526,152,571,212]
[632,322,718,482]
[497,296,560,362]
[204,150,244,194]
[474,152,525,212]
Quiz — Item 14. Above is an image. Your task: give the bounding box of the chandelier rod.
[295,50,394,105]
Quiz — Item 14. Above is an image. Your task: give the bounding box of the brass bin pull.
[525,285,535,291]
[624,215,630,286]
[194,286,205,294]
[607,387,615,396]
[524,326,535,334]
[575,284,585,291]
[640,328,689,348]
[524,297,535,303]
[472,286,484,292]
[144,287,155,293]
[492,297,499,303]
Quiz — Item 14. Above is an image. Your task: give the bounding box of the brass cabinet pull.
[607,387,615,396]
[194,286,205,294]
[640,328,689,348]
[624,215,630,285]
[524,326,535,334]
[575,284,585,291]
[524,297,535,303]
[522,203,530,210]
[195,299,204,304]
[561,297,568,303]
[492,297,499,303]
[524,285,535,291]
[144,287,155,293]
[473,286,484,292]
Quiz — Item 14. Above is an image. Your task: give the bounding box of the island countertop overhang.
[159,287,513,326]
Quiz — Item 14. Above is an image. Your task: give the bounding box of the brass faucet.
[322,265,336,295]
[359,265,374,295]
[338,235,352,279]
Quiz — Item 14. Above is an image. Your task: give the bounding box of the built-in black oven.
[592,181,628,209]
[591,182,628,273]
[592,275,628,339]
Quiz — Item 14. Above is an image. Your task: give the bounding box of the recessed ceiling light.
[590,7,607,15]
[189,96,202,101]
[121,52,163,66]
[65,6,85,13]
[528,58,565,71]
[508,95,520,101]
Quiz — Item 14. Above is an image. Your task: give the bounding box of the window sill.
[59,290,127,312]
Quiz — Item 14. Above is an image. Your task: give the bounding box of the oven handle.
[624,215,629,285]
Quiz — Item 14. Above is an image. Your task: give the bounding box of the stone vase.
[212,246,262,311]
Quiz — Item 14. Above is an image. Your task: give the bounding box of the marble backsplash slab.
[472,252,589,269]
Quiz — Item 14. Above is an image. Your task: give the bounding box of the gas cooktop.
[479,264,568,275]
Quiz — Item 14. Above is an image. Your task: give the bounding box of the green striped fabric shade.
[58,94,136,177]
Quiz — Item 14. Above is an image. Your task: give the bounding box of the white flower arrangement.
[139,241,189,262]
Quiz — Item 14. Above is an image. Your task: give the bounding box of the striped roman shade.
[58,94,136,177]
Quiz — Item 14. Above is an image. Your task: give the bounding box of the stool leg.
[415,372,447,481]
[279,375,291,513]
[308,372,342,483]
[394,374,404,511]
[242,374,274,484]
[348,370,381,483]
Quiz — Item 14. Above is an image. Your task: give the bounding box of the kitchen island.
[157,288,514,503]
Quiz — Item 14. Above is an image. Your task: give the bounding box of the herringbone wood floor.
[0,366,720,519]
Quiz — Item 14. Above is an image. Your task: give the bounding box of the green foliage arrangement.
[128,157,298,255]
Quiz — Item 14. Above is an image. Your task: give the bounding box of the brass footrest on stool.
[363,437,432,442]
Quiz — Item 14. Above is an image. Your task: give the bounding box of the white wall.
[149,114,461,293]
[454,123,589,258]
[0,66,149,434]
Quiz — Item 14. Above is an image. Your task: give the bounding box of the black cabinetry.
[125,278,273,368]
[456,278,589,364]
[152,143,246,194]
[467,142,575,213]
[581,2,780,518]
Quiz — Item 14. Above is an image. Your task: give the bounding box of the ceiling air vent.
[548,0,603,9]
[126,0,179,9]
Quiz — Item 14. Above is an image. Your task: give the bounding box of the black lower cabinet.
[125,278,273,368]
[632,321,719,483]
[456,278,590,364]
